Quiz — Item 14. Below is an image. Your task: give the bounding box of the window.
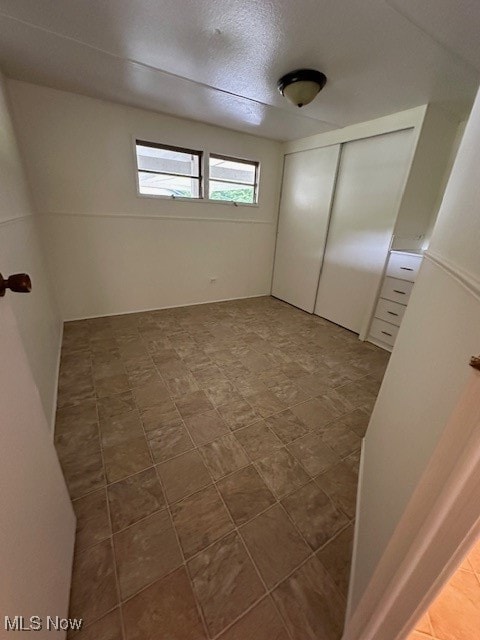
[135,140,202,198]
[208,154,259,204]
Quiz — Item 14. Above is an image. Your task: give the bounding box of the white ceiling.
[0,0,478,141]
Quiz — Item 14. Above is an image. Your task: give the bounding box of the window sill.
[136,192,259,208]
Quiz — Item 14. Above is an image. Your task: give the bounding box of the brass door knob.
[0,273,32,297]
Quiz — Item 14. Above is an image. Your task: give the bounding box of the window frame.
[135,139,204,200]
[208,153,260,205]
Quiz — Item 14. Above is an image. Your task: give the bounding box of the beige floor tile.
[54,297,389,640]
[217,596,289,640]
[234,421,283,461]
[99,411,144,448]
[268,378,311,406]
[255,448,310,499]
[72,608,123,640]
[429,568,480,640]
[282,481,349,551]
[315,462,358,519]
[272,556,346,640]
[287,433,340,477]
[127,365,161,389]
[290,398,340,431]
[321,420,362,458]
[97,391,136,421]
[200,434,249,480]
[175,390,214,418]
[55,399,98,436]
[165,374,200,398]
[140,400,183,432]
[339,407,371,437]
[103,436,152,483]
[188,531,265,636]
[73,489,111,552]
[114,510,182,600]
[95,373,130,398]
[217,465,276,525]
[171,485,233,557]
[203,380,239,407]
[133,381,171,411]
[266,409,310,444]
[60,448,105,500]
[69,539,118,624]
[122,567,206,640]
[147,422,194,464]
[316,524,354,597]
[240,504,310,588]
[107,468,165,532]
[157,450,212,503]
[217,397,259,430]
[184,409,230,446]
[334,381,376,410]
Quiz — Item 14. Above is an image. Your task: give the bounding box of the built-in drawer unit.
[374,298,406,327]
[380,277,414,305]
[368,250,423,351]
[369,318,399,347]
[386,251,423,281]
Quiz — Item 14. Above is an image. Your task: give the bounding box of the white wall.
[7,80,282,320]
[349,86,480,613]
[0,72,61,430]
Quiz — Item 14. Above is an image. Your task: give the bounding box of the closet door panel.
[272,145,340,312]
[314,129,414,332]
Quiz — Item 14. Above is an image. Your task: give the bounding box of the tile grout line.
[93,394,128,640]
[57,297,387,637]
[131,375,212,640]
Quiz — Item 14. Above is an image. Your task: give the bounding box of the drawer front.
[387,252,422,282]
[375,298,406,327]
[369,318,399,347]
[380,277,414,304]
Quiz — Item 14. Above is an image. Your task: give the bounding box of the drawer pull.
[387,311,399,316]
[400,267,414,271]
[381,331,393,337]
[393,289,406,294]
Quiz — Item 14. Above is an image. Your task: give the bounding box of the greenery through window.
[209,155,259,204]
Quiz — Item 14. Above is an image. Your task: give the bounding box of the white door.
[0,299,75,636]
[314,129,414,333]
[272,144,340,312]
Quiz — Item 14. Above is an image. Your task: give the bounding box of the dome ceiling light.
[277,69,327,108]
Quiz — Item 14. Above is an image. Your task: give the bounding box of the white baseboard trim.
[63,293,271,322]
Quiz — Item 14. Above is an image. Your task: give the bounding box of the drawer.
[374,298,406,327]
[387,252,422,282]
[369,318,399,347]
[380,277,414,305]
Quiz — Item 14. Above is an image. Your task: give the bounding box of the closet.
[271,144,340,312]
[272,128,415,333]
[314,129,414,333]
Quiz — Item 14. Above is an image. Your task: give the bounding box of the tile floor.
[407,538,480,640]
[54,296,389,640]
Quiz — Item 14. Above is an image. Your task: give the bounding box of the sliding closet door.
[314,129,414,332]
[272,145,340,312]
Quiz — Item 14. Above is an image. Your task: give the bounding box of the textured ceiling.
[0,0,478,140]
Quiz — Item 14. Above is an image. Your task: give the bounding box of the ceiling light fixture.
[277,69,327,108]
